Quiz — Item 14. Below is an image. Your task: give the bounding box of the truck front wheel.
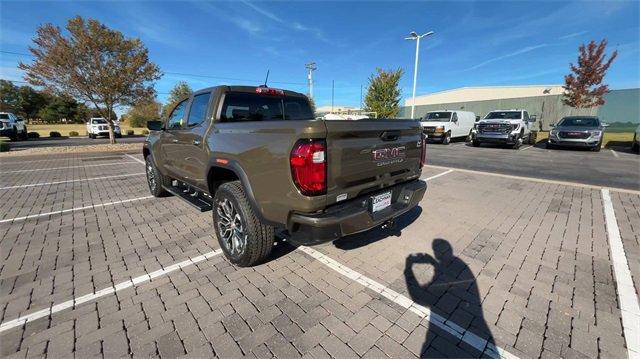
[442,132,451,145]
[213,181,274,267]
[145,155,169,197]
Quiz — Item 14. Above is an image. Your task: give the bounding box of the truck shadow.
[332,206,422,250]
[404,238,495,357]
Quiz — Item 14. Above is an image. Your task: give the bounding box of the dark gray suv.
[547,116,606,151]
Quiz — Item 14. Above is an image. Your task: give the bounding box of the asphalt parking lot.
[0,151,638,358]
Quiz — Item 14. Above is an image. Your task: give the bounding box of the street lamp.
[405,30,434,119]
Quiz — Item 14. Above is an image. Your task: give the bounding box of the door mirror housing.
[529,115,537,122]
[147,120,163,131]
[549,123,555,128]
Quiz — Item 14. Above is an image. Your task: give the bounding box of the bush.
[27,132,40,139]
[69,131,79,137]
[0,142,9,152]
[50,131,62,137]
[142,129,149,135]
[126,129,134,136]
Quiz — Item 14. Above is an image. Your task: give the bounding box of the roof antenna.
[261,69,270,88]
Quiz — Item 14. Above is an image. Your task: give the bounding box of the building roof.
[405,85,565,106]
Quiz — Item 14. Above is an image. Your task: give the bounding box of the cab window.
[524,112,530,122]
[452,113,458,122]
[187,93,211,127]
[167,100,188,129]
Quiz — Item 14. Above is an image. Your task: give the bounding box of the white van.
[420,110,476,144]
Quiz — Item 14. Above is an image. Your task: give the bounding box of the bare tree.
[19,16,162,143]
[563,39,618,109]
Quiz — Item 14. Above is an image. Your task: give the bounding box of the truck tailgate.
[324,119,423,206]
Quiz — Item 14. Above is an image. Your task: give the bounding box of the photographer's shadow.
[404,239,495,357]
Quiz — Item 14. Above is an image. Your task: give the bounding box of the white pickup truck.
[86,117,122,139]
[472,109,536,149]
[0,112,28,141]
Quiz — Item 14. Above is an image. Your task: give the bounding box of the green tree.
[126,99,162,128]
[162,81,192,117]
[38,96,79,123]
[0,80,20,113]
[19,16,162,143]
[18,85,49,120]
[363,68,403,118]
[563,39,618,109]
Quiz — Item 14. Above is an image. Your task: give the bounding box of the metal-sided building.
[400,85,639,130]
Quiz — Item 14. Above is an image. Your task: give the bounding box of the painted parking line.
[519,145,533,151]
[1,161,137,174]
[0,154,129,164]
[422,169,454,181]
[611,149,620,158]
[0,172,145,190]
[0,249,223,333]
[0,195,153,224]
[425,164,640,195]
[601,189,640,358]
[298,246,517,359]
[124,153,145,165]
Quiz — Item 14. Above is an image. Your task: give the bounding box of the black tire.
[145,155,170,197]
[511,133,523,149]
[546,141,554,150]
[442,132,451,145]
[115,133,122,138]
[632,141,640,153]
[20,126,28,140]
[89,133,95,139]
[9,127,18,141]
[213,181,274,267]
[472,140,481,147]
[592,141,602,152]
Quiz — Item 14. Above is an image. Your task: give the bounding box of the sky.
[0,0,638,110]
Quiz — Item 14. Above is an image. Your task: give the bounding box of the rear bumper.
[287,179,427,245]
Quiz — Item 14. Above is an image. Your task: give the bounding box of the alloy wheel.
[146,161,156,192]
[216,198,247,256]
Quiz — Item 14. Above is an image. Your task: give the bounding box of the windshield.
[558,117,600,127]
[92,119,107,124]
[485,111,521,120]
[0,114,9,120]
[423,112,451,122]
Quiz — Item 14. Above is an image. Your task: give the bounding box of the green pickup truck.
[144,85,427,266]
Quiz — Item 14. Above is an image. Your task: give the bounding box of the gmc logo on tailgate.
[373,146,406,166]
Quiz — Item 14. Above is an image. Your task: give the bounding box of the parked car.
[420,110,476,144]
[547,116,605,151]
[86,117,122,139]
[632,124,640,153]
[143,85,427,266]
[472,109,536,149]
[0,112,27,141]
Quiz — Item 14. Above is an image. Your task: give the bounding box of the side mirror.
[549,123,555,128]
[529,115,537,122]
[147,120,163,131]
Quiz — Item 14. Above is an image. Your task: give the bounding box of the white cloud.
[559,31,588,40]
[461,44,549,71]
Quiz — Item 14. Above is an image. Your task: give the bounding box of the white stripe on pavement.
[297,246,518,359]
[125,153,146,165]
[423,169,454,181]
[601,189,640,358]
[0,195,153,224]
[519,145,533,151]
[0,154,131,164]
[0,249,224,333]
[0,173,145,190]
[611,149,620,158]
[1,162,137,174]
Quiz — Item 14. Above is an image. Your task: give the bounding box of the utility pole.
[305,62,317,99]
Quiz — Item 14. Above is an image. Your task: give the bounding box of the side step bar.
[163,185,212,212]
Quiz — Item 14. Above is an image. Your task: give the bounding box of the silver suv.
[547,116,605,151]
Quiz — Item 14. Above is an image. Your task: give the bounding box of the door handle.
[192,140,201,146]
[172,139,179,143]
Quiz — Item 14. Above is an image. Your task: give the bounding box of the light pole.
[405,30,434,119]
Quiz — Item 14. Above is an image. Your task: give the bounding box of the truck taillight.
[290,139,326,196]
[420,133,427,166]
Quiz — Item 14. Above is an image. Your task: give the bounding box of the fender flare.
[206,160,280,227]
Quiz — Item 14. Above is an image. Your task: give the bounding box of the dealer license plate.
[371,191,392,213]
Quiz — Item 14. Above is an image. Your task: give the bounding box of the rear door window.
[187,93,211,127]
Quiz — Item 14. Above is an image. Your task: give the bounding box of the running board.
[163,185,212,212]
